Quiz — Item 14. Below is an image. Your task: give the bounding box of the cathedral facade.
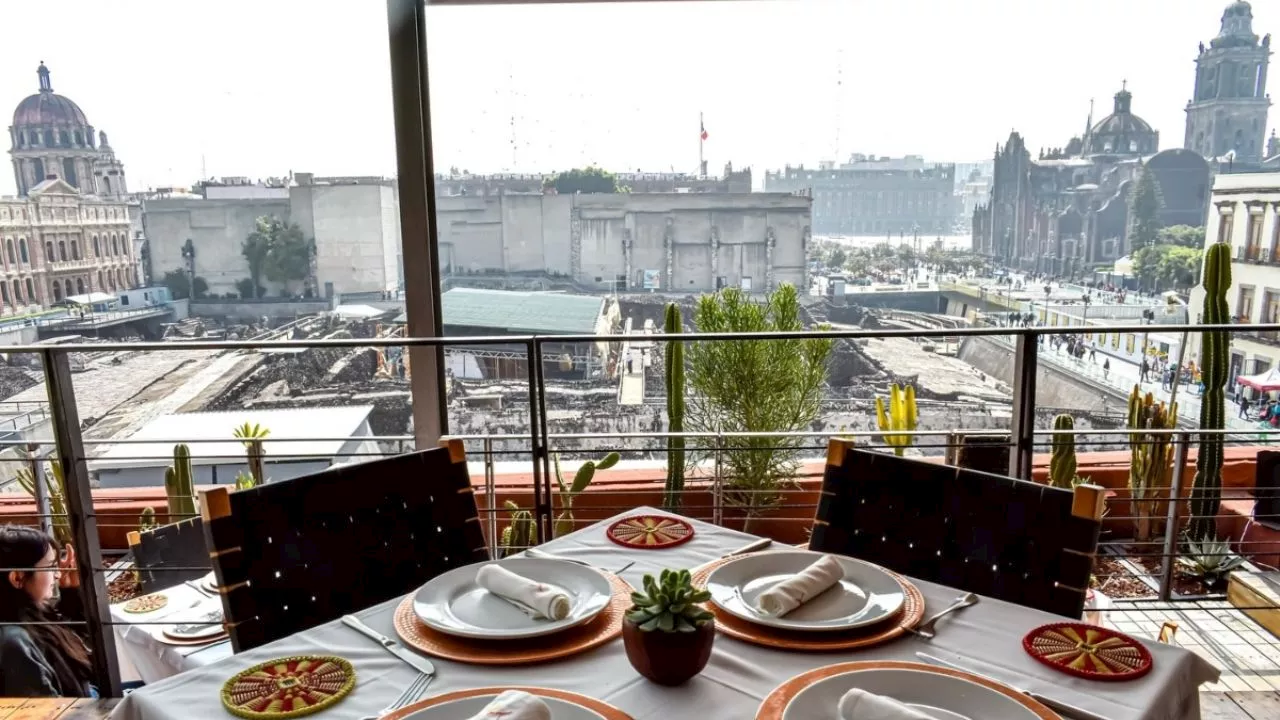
[972,1,1277,272]
[0,63,139,313]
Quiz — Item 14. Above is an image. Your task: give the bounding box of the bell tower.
[1184,2,1272,164]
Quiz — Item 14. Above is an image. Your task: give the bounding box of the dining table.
[108,506,1219,720]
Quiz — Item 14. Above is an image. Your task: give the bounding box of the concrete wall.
[291,184,400,296]
[435,193,811,293]
[143,197,289,296]
[188,298,334,322]
[958,335,1126,413]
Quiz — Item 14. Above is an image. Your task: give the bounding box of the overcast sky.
[0,0,1272,195]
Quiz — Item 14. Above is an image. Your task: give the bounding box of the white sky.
[0,0,1272,195]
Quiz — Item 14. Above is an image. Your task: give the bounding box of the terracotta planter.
[622,616,715,685]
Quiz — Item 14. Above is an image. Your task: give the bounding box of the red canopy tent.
[1237,367,1280,392]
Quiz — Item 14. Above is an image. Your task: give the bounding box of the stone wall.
[189,299,334,322]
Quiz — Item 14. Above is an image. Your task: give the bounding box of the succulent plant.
[663,302,686,512]
[16,458,72,548]
[1178,534,1245,585]
[138,506,158,532]
[165,444,198,519]
[1190,241,1231,541]
[1048,414,1077,489]
[499,500,538,558]
[626,569,714,633]
[553,451,620,538]
[233,422,270,488]
[875,383,917,457]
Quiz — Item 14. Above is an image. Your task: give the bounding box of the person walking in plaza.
[1103,358,1111,380]
[1239,393,1251,420]
[1140,358,1150,383]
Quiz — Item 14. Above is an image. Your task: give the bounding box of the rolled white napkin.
[838,689,933,720]
[755,554,845,617]
[466,690,552,720]
[476,564,572,620]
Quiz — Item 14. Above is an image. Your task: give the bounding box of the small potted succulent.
[622,569,715,686]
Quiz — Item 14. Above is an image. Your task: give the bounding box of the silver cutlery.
[341,615,438,679]
[359,671,432,720]
[725,537,772,556]
[915,652,1107,720]
[908,592,979,638]
[522,547,636,575]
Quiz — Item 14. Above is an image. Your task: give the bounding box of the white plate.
[706,551,905,631]
[413,558,612,639]
[162,607,225,640]
[782,667,1042,720]
[396,695,605,719]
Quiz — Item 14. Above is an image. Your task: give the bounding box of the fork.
[907,592,979,638]
[359,671,432,720]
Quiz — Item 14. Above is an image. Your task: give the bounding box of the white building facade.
[1189,172,1280,387]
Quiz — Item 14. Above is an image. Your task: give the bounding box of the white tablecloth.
[109,582,231,684]
[110,507,1218,720]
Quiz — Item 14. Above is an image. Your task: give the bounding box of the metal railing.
[2,320,1279,695]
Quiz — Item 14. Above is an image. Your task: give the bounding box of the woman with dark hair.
[0,525,95,696]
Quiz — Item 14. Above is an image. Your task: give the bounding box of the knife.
[342,615,437,677]
[725,537,772,556]
[915,652,1106,720]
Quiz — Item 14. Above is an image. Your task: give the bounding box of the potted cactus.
[622,569,715,685]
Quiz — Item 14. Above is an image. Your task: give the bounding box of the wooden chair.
[201,438,488,652]
[810,439,1106,618]
[127,516,208,593]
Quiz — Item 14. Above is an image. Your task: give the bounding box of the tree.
[544,167,619,194]
[236,278,263,300]
[827,246,848,270]
[1128,167,1161,252]
[161,269,207,300]
[243,216,314,298]
[685,284,833,529]
[1156,224,1205,248]
[1132,245,1204,292]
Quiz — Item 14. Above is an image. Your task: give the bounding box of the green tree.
[1128,167,1161,252]
[235,278,263,300]
[241,222,272,299]
[827,246,848,270]
[1132,245,1204,292]
[243,216,314,297]
[161,269,208,300]
[685,284,833,529]
[1156,224,1205,248]
[544,167,619,194]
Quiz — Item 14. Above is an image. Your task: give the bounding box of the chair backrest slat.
[201,439,487,651]
[127,516,209,593]
[811,440,1103,618]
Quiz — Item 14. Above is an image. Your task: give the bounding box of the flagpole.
[699,111,704,178]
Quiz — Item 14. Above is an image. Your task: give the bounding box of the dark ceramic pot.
[622,616,715,686]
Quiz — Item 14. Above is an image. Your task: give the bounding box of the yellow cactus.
[875,384,918,457]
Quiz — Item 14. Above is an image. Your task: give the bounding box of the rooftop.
[89,405,374,470]
[440,288,605,334]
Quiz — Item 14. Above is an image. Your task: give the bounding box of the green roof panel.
[442,288,604,334]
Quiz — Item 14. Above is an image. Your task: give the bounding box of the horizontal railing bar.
[0,322,1273,354]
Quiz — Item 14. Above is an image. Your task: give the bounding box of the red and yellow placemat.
[221,655,355,719]
[756,661,1058,719]
[383,687,635,720]
[1023,622,1153,681]
[606,515,695,549]
[393,573,630,665]
[691,555,924,652]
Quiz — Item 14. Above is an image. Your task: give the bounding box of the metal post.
[387,0,447,447]
[1158,431,1190,601]
[28,446,52,538]
[483,436,497,556]
[528,339,552,543]
[1008,332,1038,479]
[41,349,120,696]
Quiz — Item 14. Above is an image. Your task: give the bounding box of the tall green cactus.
[553,451,620,537]
[663,303,686,511]
[1190,242,1232,540]
[165,443,198,520]
[499,500,538,557]
[875,384,918,456]
[1128,386,1177,542]
[1049,414,1078,489]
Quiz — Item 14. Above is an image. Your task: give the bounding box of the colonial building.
[9,63,127,198]
[434,164,752,198]
[0,64,139,314]
[763,155,955,235]
[973,86,1212,274]
[1184,1,1272,165]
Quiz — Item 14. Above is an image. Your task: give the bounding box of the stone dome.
[12,63,90,127]
[1085,87,1158,156]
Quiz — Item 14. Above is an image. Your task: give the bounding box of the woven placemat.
[755,660,1058,719]
[221,655,355,719]
[1023,622,1153,681]
[382,687,635,720]
[606,515,695,549]
[393,572,630,665]
[691,554,924,651]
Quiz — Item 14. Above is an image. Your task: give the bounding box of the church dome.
[1085,86,1158,156]
[1212,1,1258,49]
[12,63,89,127]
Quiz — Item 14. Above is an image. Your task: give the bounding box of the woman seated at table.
[0,525,95,697]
